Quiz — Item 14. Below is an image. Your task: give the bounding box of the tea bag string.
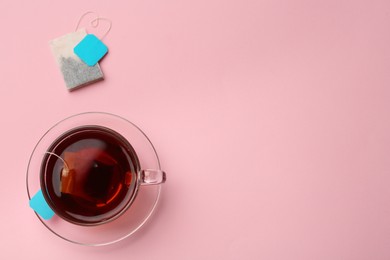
[75,11,99,31]
[45,152,70,175]
[75,11,112,40]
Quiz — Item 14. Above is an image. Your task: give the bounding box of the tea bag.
[49,28,104,91]
[60,148,119,203]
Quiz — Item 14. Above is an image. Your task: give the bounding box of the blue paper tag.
[29,190,55,220]
[74,34,108,66]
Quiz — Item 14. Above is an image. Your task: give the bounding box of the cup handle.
[139,169,167,185]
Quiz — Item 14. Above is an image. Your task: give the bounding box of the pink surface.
[0,0,389,259]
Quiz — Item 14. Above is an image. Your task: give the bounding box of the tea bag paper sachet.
[49,28,104,91]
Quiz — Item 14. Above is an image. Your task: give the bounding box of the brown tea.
[40,126,140,225]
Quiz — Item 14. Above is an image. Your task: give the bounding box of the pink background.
[1,0,389,259]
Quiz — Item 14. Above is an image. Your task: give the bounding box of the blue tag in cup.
[29,189,55,220]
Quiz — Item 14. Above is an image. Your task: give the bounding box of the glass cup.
[27,112,166,245]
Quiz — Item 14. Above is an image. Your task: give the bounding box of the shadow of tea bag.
[49,28,104,91]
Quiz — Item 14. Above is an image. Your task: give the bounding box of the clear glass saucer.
[26,112,163,246]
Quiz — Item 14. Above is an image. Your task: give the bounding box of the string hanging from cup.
[44,152,70,176]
